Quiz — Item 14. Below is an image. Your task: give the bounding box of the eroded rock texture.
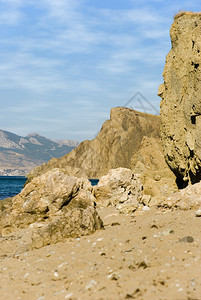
[0,169,103,250]
[27,107,161,182]
[94,168,143,213]
[26,107,177,200]
[131,137,178,199]
[159,180,201,210]
[159,12,201,186]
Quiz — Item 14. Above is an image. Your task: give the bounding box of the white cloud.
[0,0,188,139]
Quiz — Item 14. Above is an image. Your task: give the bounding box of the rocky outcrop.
[26,107,178,201]
[131,137,178,199]
[0,169,103,250]
[159,180,201,210]
[27,107,161,182]
[94,168,143,213]
[159,12,201,186]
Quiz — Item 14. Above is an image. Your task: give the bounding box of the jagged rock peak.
[159,12,201,186]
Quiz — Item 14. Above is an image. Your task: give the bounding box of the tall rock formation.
[27,107,161,182]
[159,12,201,186]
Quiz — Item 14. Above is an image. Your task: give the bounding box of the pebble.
[65,293,73,299]
[195,209,201,217]
[162,229,174,236]
[85,279,97,290]
[54,290,66,295]
[143,206,150,211]
[107,272,120,280]
[179,236,194,243]
[54,271,59,277]
[24,273,29,278]
[97,238,103,242]
[57,262,68,269]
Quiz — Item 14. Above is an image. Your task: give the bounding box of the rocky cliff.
[159,12,201,186]
[0,130,78,176]
[27,107,177,199]
[27,107,161,181]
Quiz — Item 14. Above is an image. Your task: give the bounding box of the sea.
[0,176,99,201]
[0,176,27,200]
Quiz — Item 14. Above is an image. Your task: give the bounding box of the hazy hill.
[0,130,78,176]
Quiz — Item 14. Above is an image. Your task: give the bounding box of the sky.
[0,0,200,141]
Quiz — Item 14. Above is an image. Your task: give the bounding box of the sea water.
[0,176,99,200]
[0,176,27,200]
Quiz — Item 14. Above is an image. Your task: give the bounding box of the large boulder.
[159,12,201,186]
[94,168,143,212]
[0,169,103,249]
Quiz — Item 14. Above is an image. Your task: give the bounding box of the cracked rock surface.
[159,12,201,186]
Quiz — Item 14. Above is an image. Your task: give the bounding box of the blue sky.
[0,0,200,141]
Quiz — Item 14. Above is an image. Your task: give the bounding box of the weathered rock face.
[159,180,201,210]
[94,168,143,212]
[27,107,161,182]
[159,12,201,186]
[131,137,178,199]
[0,169,103,250]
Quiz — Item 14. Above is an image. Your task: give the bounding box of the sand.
[0,206,200,300]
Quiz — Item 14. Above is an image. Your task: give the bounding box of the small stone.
[141,194,151,205]
[137,261,148,269]
[179,236,194,243]
[54,271,59,277]
[195,209,201,217]
[111,273,119,281]
[151,224,158,229]
[85,279,97,290]
[107,273,119,280]
[154,175,161,181]
[142,206,150,211]
[161,229,174,236]
[111,222,120,226]
[65,293,73,299]
[116,204,122,210]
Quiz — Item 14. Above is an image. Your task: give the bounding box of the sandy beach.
[0,206,200,300]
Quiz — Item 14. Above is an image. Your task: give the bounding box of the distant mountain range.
[0,130,79,176]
